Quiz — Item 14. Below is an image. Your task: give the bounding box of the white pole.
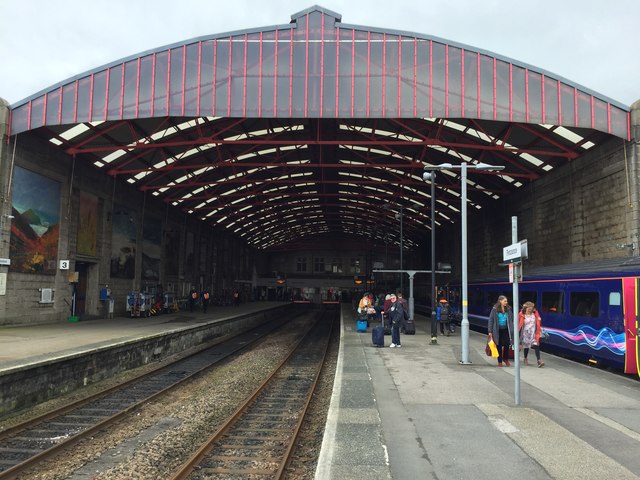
[460,163,470,364]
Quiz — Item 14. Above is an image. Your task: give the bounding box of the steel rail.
[0,316,295,479]
[169,310,334,479]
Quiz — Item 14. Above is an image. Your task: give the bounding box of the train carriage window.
[609,292,621,306]
[487,291,501,308]
[570,292,599,317]
[472,288,483,307]
[520,291,537,309]
[487,291,512,308]
[541,291,563,313]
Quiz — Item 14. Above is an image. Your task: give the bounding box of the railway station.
[0,5,639,479]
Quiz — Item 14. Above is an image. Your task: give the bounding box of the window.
[314,257,324,273]
[487,291,510,307]
[331,258,343,273]
[296,257,307,272]
[570,292,599,317]
[541,291,563,313]
[520,291,537,309]
[471,288,484,307]
[350,257,361,274]
[609,292,621,306]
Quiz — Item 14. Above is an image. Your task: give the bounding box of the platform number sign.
[59,260,70,270]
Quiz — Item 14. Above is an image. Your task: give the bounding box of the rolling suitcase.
[404,319,416,335]
[372,312,385,347]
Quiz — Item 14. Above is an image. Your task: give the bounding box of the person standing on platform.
[438,298,451,335]
[518,301,545,367]
[188,287,198,313]
[388,293,404,348]
[487,295,513,366]
[201,289,210,313]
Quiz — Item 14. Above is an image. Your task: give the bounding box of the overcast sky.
[1,0,638,107]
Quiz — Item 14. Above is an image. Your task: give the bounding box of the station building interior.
[0,5,638,325]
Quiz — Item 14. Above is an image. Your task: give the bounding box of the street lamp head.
[473,163,506,171]
[422,171,434,181]
[423,163,452,172]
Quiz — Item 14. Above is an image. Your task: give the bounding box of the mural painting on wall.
[164,229,180,276]
[110,204,137,278]
[142,217,161,281]
[77,191,98,256]
[9,166,60,274]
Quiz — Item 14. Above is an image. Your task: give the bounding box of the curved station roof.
[8,6,631,251]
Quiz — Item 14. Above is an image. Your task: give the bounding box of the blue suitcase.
[356,319,368,332]
[372,325,385,346]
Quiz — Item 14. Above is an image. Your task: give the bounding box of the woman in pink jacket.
[518,301,545,367]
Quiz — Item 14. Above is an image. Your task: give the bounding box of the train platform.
[0,301,285,372]
[316,306,640,480]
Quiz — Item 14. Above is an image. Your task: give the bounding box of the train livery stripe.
[636,278,640,377]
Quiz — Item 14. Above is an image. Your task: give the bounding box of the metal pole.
[430,173,438,343]
[408,271,415,319]
[512,216,521,405]
[460,163,471,364]
[400,206,404,294]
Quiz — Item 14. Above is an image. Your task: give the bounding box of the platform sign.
[503,240,528,262]
[59,260,70,270]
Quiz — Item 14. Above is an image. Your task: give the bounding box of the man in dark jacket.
[438,298,451,335]
[388,293,405,348]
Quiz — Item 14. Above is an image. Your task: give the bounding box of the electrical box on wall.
[39,288,55,304]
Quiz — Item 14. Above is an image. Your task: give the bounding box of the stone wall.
[0,106,256,325]
[438,135,638,280]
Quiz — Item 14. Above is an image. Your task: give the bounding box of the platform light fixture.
[423,162,505,364]
[421,170,439,344]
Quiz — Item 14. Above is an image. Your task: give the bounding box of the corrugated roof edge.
[8,5,630,113]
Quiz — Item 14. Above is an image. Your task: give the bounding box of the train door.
[623,277,638,375]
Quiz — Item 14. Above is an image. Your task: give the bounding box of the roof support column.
[629,100,640,255]
[0,98,11,314]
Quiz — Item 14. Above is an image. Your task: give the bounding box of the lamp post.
[423,162,505,364]
[383,203,404,293]
[396,206,404,293]
[422,172,438,344]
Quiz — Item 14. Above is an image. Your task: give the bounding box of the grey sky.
[1,0,638,107]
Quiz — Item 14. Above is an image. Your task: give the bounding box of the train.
[439,257,639,379]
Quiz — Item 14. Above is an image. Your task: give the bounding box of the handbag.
[539,328,550,341]
[486,339,499,358]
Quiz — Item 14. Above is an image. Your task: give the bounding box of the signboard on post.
[503,240,528,262]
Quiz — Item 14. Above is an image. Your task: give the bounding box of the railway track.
[170,309,336,479]
[0,314,302,479]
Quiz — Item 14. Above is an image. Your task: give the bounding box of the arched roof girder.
[8,6,630,140]
[7,6,631,251]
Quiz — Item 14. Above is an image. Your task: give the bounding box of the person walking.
[388,293,404,348]
[518,301,545,367]
[188,287,198,313]
[437,298,451,335]
[487,295,513,366]
[201,289,210,313]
